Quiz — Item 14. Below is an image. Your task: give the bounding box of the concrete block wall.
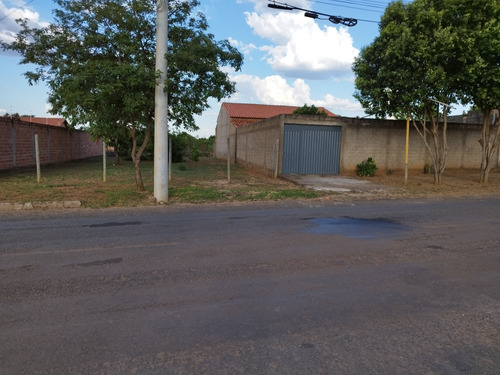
[340,118,424,172]
[236,116,281,175]
[215,108,235,161]
[0,117,103,171]
[216,112,498,175]
[340,118,492,172]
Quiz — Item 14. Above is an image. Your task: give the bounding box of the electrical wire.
[311,0,388,14]
[268,0,382,25]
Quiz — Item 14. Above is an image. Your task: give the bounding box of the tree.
[169,132,213,163]
[2,0,243,190]
[353,0,461,185]
[449,0,500,183]
[293,104,327,116]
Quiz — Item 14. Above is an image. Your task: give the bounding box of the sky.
[1,0,418,138]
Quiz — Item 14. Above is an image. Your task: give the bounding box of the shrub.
[423,162,433,174]
[356,157,378,177]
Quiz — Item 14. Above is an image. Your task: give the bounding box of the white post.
[154,0,169,203]
[102,141,107,183]
[168,136,172,182]
[405,116,409,185]
[273,139,279,179]
[227,138,231,182]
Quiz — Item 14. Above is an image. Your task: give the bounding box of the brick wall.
[0,117,103,171]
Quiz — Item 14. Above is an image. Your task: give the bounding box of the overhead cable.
[268,0,358,27]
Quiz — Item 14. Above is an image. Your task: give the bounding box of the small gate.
[282,124,341,175]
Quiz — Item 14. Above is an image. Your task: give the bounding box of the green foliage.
[352,0,461,184]
[352,0,500,184]
[2,0,243,190]
[190,146,200,162]
[352,0,459,120]
[449,0,500,112]
[356,157,378,177]
[254,189,318,200]
[170,133,189,163]
[170,132,214,163]
[169,186,224,202]
[293,104,327,116]
[423,163,433,174]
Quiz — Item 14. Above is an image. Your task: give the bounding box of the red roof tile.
[222,103,337,128]
[20,117,67,127]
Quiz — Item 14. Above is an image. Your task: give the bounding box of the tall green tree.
[353,0,500,184]
[2,0,243,190]
[353,0,461,185]
[449,0,500,183]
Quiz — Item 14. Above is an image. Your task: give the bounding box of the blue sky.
[2,0,406,137]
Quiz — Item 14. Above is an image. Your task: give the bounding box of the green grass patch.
[169,186,225,202]
[0,157,323,207]
[254,189,319,200]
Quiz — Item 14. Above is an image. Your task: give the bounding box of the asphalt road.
[1,197,499,374]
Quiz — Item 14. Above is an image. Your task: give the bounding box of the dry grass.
[0,157,320,208]
[342,167,500,200]
[1,157,499,208]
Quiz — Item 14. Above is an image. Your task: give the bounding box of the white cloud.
[231,74,310,105]
[229,73,362,115]
[316,93,363,113]
[0,0,48,46]
[245,9,359,79]
[45,102,52,114]
[228,37,257,56]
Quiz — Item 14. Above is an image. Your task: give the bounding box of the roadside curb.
[0,201,82,211]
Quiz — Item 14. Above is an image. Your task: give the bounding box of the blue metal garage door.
[282,124,341,175]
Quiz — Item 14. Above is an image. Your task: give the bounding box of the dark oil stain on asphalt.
[75,258,123,267]
[305,217,408,239]
[86,221,142,228]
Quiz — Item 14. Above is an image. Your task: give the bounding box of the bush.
[356,157,378,177]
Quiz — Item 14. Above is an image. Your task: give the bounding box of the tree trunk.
[113,138,121,165]
[129,116,152,192]
[413,104,448,185]
[478,109,500,184]
[134,159,144,191]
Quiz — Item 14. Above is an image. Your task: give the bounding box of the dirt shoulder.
[1,157,499,210]
[311,168,500,201]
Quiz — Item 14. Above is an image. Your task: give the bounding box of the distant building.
[217,102,336,128]
[448,110,499,125]
[214,102,494,176]
[215,102,341,175]
[215,102,337,164]
[20,117,68,127]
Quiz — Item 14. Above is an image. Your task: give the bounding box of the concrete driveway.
[283,174,391,193]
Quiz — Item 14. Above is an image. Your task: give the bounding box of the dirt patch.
[284,167,500,203]
[341,168,500,199]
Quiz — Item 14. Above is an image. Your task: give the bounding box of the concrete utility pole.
[154,0,169,203]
